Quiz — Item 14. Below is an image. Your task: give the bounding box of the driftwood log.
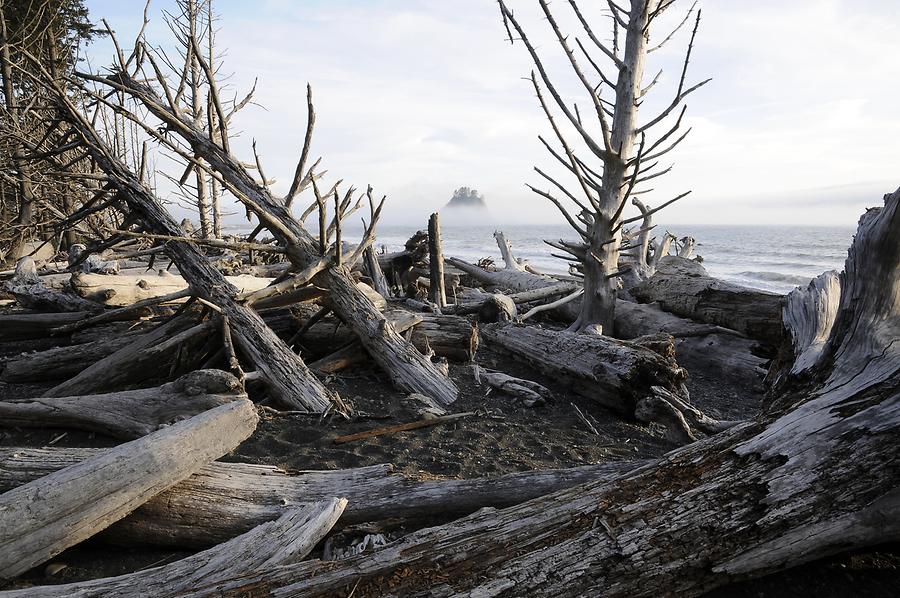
[480,323,686,415]
[4,257,103,313]
[0,501,346,598]
[1,334,137,382]
[0,447,641,548]
[69,271,274,307]
[631,256,786,344]
[0,370,245,439]
[0,399,258,579]
[407,311,478,362]
[159,188,900,598]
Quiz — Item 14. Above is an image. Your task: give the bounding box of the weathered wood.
[143,189,900,598]
[407,311,478,362]
[45,315,214,397]
[0,399,258,579]
[615,300,766,391]
[427,212,447,307]
[362,245,390,298]
[631,256,786,344]
[4,257,103,313]
[308,312,423,374]
[1,501,346,597]
[0,312,88,341]
[0,447,643,548]
[333,412,475,444]
[0,370,245,439]
[474,365,553,407]
[1,334,137,382]
[70,271,274,307]
[481,323,686,415]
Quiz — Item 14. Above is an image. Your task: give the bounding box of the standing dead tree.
[498,0,709,333]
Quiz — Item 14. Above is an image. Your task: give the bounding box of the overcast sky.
[82,0,900,227]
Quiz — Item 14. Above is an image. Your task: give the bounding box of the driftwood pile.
[1,188,898,596]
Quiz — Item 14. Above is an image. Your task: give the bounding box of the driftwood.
[166,189,900,598]
[4,257,103,313]
[0,311,90,341]
[0,370,245,439]
[427,212,447,307]
[473,365,553,407]
[333,412,475,444]
[70,271,273,307]
[407,311,478,362]
[362,245,390,298]
[631,256,786,344]
[615,300,767,390]
[0,501,346,598]
[45,314,214,397]
[308,312,423,374]
[0,447,641,548]
[1,333,139,382]
[0,399,258,579]
[480,323,686,415]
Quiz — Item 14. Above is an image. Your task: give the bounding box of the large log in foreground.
[480,323,686,414]
[2,501,346,598]
[0,399,258,579]
[0,447,641,548]
[0,369,245,439]
[631,256,786,344]
[170,189,900,598]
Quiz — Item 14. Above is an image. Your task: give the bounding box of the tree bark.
[631,256,786,344]
[428,212,447,307]
[1,334,138,382]
[480,323,686,415]
[0,501,346,598]
[0,447,641,548]
[131,189,900,598]
[0,369,246,439]
[406,311,478,362]
[0,399,258,579]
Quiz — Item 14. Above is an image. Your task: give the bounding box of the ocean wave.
[734,271,812,285]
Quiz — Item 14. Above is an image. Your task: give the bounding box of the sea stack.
[442,187,493,224]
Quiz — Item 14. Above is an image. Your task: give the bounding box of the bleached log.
[363,246,391,298]
[631,256,786,344]
[0,501,346,598]
[0,447,640,548]
[447,256,560,293]
[145,188,900,598]
[480,323,686,415]
[782,270,841,376]
[428,213,447,307]
[0,370,245,439]
[70,272,274,307]
[4,257,103,313]
[493,230,528,271]
[0,399,258,579]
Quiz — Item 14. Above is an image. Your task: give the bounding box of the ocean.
[372,224,856,295]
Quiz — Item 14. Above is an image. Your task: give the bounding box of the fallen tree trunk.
[142,188,900,598]
[0,447,642,548]
[0,399,258,579]
[480,323,686,415]
[0,370,245,439]
[615,300,767,391]
[55,105,339,413]
[0,312,88,341]
[406,311,478,362]
[45,314,214,397]
[308,312,423,374]
[4,257,104,313]
[631,256,786,344]
[70,272,274,307]
[0,501,346,598]
[1,333,138,382]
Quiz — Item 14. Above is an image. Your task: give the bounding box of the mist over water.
[373,223,855,295]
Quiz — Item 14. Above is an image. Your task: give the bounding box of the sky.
[80,0,900,227]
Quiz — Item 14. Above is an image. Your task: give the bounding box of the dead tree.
[166,188,900,598]
[498,0,709,333]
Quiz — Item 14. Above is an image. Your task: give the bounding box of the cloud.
[82,0,900,227]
